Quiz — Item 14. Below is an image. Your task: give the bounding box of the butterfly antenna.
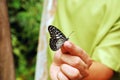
[68,31,74,38]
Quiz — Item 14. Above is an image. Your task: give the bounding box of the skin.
[50,41,114,80]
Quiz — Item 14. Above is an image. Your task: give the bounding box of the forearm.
[84,61,114,80]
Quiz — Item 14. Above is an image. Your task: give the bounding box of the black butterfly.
[48,25,68,51]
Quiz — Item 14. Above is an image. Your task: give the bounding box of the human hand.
[50,41,93,80]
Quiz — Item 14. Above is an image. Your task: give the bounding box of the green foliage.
[8,0,43,80]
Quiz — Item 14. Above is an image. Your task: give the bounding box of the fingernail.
[64,41,72,48]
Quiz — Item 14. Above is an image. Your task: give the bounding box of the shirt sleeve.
[92,19,120,72]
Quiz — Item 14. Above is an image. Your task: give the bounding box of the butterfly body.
[48,25,68,51]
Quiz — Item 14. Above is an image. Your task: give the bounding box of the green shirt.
[48,0,120,79]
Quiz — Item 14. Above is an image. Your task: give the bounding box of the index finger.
[61,41,93,68]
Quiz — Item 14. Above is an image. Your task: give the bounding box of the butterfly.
[48,25,69,51]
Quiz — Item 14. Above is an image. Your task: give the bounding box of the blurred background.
[8,0,43,80]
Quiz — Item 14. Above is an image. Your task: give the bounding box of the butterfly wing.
[48,25,68,51]
[48,25,67,38]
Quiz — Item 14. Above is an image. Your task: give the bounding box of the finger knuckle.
[72,57,81,67]
[70,69,81,80]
